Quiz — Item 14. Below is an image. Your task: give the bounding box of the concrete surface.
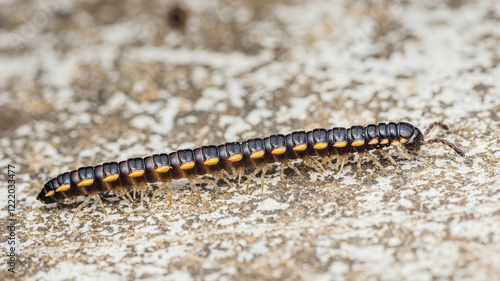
[1,0,499,280]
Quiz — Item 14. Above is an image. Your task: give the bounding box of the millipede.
[37,121,465,221]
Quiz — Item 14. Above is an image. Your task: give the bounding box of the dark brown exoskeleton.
[37,121,464,221]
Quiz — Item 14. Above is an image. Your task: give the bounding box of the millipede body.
[37,122,465,219]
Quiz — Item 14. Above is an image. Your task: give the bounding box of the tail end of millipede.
[37,190,57,204]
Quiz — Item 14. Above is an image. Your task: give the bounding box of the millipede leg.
[140,185,148,206]
[237,169,244,186]
[260,167,267,192]
[115,186,133,202]
[287,162,306,183]
[167,181,173,207]
[365,152,387,175]
[231,168,244,187]
[214,171,232,189]
[95,194,108,218]
[245,167,261,192]
[222,170,232,183]
[379,149,397,165]
[304,158,324,175]
[125,189,134,202]
[232,168,244,187]
[199,177,221,192]
[313,157,327,173]
[113,188,131,205]
[187,178,202,202]
[71,194,94,223]
[357,153,365,177]
[336,155,348,173]
[280,164,287,189]
[322,156,334,169]
[394,146,413,160]
[151,183,166,206]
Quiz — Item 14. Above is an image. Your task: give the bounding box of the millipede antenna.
[424,122,450,137]
[423,138,465,157]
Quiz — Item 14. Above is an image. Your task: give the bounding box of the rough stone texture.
[1,0,499,280]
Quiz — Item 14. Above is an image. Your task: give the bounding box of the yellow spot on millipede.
[400,137,407,143]
[228,154,243,162]
[272,147,287,154]
[380,139,389,145]
[313,142,328,150]
[250,150,265,159]
[293,143,307,151]
[155,165,171,173]
[351,140,365,146]
[392,140,400,146]
[78,178,94,186]
[180,161,195,170]
[45,191,55,197]
[204,157,219,166]
[368,139,378,145]
[56,184,71,192]
[103,174,119,182]
[129,170,145,177]
[334,141,347,148]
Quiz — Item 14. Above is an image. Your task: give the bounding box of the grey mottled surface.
[1,0,499,280]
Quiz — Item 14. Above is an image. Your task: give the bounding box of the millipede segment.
[37,122,465,221]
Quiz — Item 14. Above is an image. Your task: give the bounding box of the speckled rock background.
[1,0,499,280]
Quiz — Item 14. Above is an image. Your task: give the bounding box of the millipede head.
[402,122,465,157]
[401,126,425,152]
